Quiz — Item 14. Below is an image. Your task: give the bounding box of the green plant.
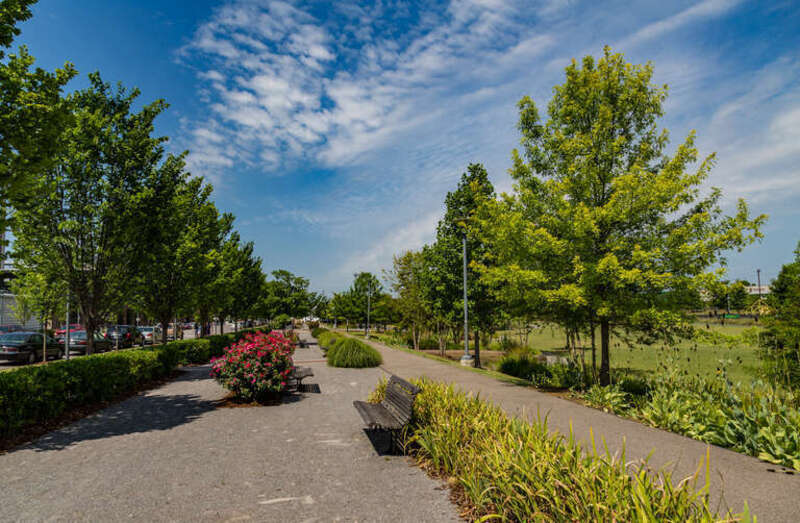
[583,384,631,413]
[0,344,181,437]
[310,327,326,339]
[168,339,211,364]
[327,338,382,368]
[383,379,734,521]
[497,351,547,381]
[210,331,294,403]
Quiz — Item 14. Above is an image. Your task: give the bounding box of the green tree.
[137,156,223,344]
[760,243,800,388]
[0,0,76,239]
[12,73,168,353]
[350,272,383,337]
[9,265,66,360]
[388,250,429,350]
[434,163,498,367]
[476,47,765,385]
[261,270,311,319]
[329,290,357,330]
[216,233,264,331]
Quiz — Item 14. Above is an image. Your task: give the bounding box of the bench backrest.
[382,375,421,425]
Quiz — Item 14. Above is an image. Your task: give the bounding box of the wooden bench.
[290,366,314,390]
[353,375,420,453]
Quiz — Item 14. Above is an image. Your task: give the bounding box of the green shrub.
[167,339,211,364]
[311,327,327,339]
[208,334,235,358]
[317,331,340,349]
[376,379,734,521]
[327,338,382,368]
[210,331,294,403]
[635,366,800,470]
[583,384,631,413]
[497,351,548,380]
[0,344,181,437]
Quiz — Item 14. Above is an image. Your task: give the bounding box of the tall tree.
[261,270,311,319]
[12,73,168,353]
[0,0,75,252]
[350,272,382,336]
[434,163,498,367]
[477,47,765,385]
[760,242,800,389]
[137,156,222,344]
[388,250,429,350]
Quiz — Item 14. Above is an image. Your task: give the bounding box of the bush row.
[0,325,277,438]
[0,344,182,437]
[369,379,737,521]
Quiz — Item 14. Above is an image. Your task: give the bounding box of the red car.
[54,323,83,337]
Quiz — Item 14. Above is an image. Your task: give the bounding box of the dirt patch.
[0,369,183,454]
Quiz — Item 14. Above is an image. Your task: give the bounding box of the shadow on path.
[28,391,217,452]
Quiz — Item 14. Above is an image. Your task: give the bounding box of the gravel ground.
[0,335,459,522]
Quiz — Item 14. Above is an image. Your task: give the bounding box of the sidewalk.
[350,332,799,522]
[0,336,458,522]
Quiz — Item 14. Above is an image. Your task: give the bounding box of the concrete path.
[349,332,800,522]
[0,336,459,522]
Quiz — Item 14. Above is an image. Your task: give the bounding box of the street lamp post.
[460,232,473,366]
[366,285,372,340]
[65,297,70,360]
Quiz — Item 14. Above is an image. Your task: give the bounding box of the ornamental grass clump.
[369,379,740,521]
[210,331,295,403]
[327,338,382,368]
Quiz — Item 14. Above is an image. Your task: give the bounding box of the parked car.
[54,323,83,337]
[106,325,143,348]
[0,331,63,364]
[139,326,162,345]
[57,330,113,354]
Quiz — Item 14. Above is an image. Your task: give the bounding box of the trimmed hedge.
[0,344,181,437]
[327,338,382,368]
[0,326,272,439]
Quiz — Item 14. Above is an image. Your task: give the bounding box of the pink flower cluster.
[210,331,295,402]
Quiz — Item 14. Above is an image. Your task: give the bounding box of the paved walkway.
[350,332,799,522]
[0,334,458,522]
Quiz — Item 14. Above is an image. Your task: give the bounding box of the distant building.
[745,285,770,295]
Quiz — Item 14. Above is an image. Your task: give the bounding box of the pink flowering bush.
[210,331,295,403]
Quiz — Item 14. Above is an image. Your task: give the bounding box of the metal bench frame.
[353,375,420,453]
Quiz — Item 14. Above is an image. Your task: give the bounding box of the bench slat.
[353,400,404,430]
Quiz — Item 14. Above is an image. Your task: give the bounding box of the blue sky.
[18,0,800,293]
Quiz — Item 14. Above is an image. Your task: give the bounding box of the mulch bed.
[0,369,183,455]
[213,391,284,408]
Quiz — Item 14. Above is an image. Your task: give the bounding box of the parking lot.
[0,321,238,371]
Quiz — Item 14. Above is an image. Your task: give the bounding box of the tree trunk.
[160,315,171,345]
[220,317,225,335]
[85,315,97,355]
[591,322,597,382]
[600,319,610,386]
[473,329,481,368]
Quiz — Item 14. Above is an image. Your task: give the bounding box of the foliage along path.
[347,332,799,522]
[0,337,458,522]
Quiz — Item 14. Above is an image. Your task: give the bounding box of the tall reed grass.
[370,379,744,521]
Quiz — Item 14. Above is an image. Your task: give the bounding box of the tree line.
[0,1,322,352]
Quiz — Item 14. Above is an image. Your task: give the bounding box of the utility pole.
[460,232,473,366]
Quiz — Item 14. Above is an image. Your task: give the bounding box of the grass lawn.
[493,321,763,384]
[342,321,764,384]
